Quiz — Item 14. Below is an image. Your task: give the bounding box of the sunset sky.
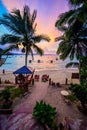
[0,0,69,54]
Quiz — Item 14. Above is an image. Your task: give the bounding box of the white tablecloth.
[61,90,69,96]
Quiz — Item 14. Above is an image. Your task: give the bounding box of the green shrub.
[0,86,21,101]
[1,89,11,99]
[0,86,22,110]
[70,84,87,108]
[4,86,21,99]
[10,88,21,99]
[67,94,78,102]
[33,100,57,129]
[0,89,12,109]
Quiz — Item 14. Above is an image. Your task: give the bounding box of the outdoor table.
[61,90,69,96]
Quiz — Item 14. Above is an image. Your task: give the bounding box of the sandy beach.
[0,68,79,85]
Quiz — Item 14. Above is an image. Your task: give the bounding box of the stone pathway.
[15,81,48,112]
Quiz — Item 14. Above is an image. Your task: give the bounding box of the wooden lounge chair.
[41,74,49,82]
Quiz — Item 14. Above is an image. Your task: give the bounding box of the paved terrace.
[0,81,87,130]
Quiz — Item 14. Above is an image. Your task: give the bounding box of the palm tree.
[56,0,87,27]
[55,0,87,83]
[0,48,10,66]
[0,5,50,66]
[55,25,87,59]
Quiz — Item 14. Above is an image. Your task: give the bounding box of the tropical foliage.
[5,86,21,99]
[0,5,50,66]
[33,100,57,130]
[68,56,87,109]
[0,86,22,115]
[0,86,21,109]
[55,0,87,83]
[65,62,79,68]
[70,84,87,108]
[80,56,87,85]
[0,48,11,66]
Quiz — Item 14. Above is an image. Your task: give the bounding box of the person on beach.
[49,78,51,85]
[2,69,5,74]
[65,78,68,85]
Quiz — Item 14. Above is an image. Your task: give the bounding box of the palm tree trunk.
[79,58,82,84]
[25,48,28,66]
[79,60,81,84]
[0,55,8,66]
[25,53,27,66]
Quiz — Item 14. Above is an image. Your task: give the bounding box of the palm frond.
[68,0,84,7]
[65,62,79,68]
[21,47,25,53]
[55,10,75,27]
[32,35,50,43]
[3,44,19,54]
[32,44,44,56]
[0,10,27,35]
[55,35,65,42]
[0,34,21,44]
[28,48,34,60]
[31,10,37,25]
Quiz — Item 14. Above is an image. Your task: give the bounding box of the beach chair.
[41,74,49,82]
[49,78,51,85]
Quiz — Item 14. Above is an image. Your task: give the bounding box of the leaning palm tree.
[55,0,87,83]
[0,48,8,66]
[0,5,50,66]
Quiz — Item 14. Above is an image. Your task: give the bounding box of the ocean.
[0,54,78,72]
[0,54,79,84]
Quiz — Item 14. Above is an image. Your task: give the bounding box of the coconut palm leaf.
[32,35,50,43]
[65,62,79,68]
[32,44,44,56]
[2,45,19,54]
[0,34,21,44]
[68,0,86,7]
